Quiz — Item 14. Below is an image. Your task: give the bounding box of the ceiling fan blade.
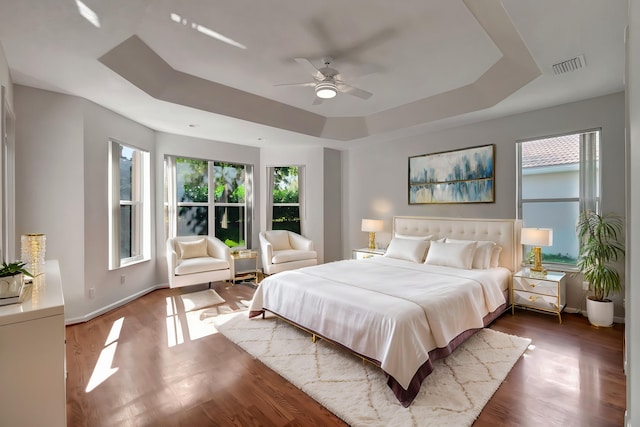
[293,57,324,80]
[274,82,316,88]
[337,82,373,100]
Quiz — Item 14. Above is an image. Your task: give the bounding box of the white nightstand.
[511,269,567,323]
[352,248,385,260]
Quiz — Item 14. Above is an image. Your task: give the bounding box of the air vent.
[552,55,586,75]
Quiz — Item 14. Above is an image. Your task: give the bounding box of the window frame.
[165,155,253,249]
[108,139,151,270]
[516,128,601,268]
[266,165,305,234]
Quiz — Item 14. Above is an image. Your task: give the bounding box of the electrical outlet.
[120,274,126,284]
[89,287,95,299]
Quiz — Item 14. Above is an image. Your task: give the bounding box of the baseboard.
[65,283,169,325]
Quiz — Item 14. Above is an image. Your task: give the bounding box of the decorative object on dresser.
[0,261,33,306]
[21,233,46,277]
[512,269,566,323]
[576,211,625,327]
[520,227,553,276]
[409,144,495,204]
[360,218,383,250]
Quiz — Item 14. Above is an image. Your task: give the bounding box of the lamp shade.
[521,228,553,247]
[361,219,384,233]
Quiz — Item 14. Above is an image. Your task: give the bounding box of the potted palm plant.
[576,211,625,327]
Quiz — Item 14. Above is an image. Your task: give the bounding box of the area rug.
[179,289,225,312]
[215,313,531,427]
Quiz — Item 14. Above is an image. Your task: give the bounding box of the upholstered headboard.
[392,216,522,271]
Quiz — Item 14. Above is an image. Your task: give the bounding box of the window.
[517,130,600,265]
[267,166,304,234]
[165,156,253,248]
[109,140,150,269]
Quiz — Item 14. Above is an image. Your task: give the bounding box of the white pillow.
[425,241,477,269]
[178,238,208,259]
[446,238,496,269]
[383,238,430,263]
[490,245,503,268]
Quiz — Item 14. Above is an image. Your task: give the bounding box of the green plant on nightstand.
[0,261,33,278]
[0,261,33,306]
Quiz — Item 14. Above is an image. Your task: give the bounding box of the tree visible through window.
[517,130,600,265]
[271,166,300,234]
[169,157,251,248]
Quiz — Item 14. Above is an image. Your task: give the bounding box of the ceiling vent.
[552,55,586,75]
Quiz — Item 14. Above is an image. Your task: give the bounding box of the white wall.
[82,100,157,320]
[345,92,626,317]
[0,41,11,105]
[260,146,326,264]
[14,86,86,320]
[626,1,639,424]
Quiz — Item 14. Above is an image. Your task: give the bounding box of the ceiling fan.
[276,57,373,104]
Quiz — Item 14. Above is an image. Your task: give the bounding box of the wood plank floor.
[66,282,626,426]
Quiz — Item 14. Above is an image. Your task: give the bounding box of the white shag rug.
[215,313,531,427]
[179,289,225,312]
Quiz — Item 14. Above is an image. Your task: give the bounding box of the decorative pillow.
[425,241,477,269]
[383,238,430,263]
[446,238,496,269]
[178,238,208,259]
[490,245,503,268]
[266,230,291,251]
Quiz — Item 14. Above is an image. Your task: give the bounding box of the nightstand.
[511,270,566,323]
[231,250,259,285]
[352,248,385,260]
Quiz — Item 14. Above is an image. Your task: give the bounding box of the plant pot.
[0,273,25,306]
[586,297,614,327]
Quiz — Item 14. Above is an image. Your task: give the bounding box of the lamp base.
[368,232,376,250]
[530,247,546,276]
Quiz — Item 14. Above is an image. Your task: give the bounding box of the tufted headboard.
[392,216,522,272]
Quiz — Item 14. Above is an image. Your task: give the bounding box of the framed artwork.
[409,144,495,204]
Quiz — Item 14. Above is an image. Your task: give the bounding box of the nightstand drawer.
[513,290,563,312]
[513,276,558,296]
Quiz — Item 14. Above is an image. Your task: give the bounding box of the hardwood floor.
[66,282,626,426]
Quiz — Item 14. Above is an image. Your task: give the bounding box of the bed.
[248,216,522,407]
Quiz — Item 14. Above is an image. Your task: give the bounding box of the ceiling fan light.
[315,81,337,99]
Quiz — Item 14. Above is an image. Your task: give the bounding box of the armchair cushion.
[272,249,317,264]
[265,230,292,251]
[175,257,230,275]
[177,238,208,259]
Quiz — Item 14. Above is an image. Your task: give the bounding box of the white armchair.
[166,236,234,288]
[259,230,318,275]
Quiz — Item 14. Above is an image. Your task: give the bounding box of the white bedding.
[248,256,511,389]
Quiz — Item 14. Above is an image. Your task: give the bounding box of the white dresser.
[0,260,66,427]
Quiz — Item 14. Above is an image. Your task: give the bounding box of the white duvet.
[248,256,510,390]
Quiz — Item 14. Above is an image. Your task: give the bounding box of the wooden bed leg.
[312,334,317,343]
[262,312,265,319]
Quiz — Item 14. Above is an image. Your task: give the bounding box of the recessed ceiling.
[0,0,627,149]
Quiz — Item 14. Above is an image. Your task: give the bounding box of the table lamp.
[361,219,384,250]
[521,228,553,274]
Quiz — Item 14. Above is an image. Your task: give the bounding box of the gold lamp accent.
[361,219,384,250]
[521,228,553,275]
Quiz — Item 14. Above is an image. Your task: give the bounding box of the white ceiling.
[0,0,628,150]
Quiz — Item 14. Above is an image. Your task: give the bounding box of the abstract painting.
[409,144,495,204]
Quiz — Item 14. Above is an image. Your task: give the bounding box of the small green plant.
[576,211,625,301]
[0,261,33,278]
